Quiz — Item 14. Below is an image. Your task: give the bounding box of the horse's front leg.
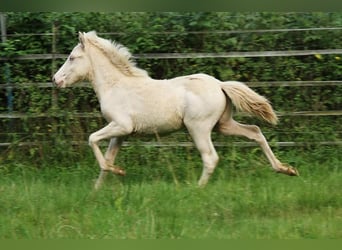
[94,137,125,189]
[88,122,132,189]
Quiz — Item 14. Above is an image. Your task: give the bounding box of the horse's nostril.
[52,76,56,84]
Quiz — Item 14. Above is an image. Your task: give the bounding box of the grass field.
[0,145,341,239]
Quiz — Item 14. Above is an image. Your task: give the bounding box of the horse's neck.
[88,52,125,101]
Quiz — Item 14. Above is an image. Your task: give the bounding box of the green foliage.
[0,12,341,163]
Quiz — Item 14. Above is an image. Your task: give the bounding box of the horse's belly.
[132,112,183,134]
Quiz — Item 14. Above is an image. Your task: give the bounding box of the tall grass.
[0,145,340,239]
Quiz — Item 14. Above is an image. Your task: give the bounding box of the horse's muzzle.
[52,76,64,88]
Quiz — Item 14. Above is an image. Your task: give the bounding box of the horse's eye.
[69,56,75,61]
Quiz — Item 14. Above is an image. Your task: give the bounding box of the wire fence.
[0,24,341,148]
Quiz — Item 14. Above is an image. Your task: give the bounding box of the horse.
[53,31,298,189]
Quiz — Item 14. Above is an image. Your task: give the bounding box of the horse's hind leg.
[94,137,124,189]
[218,119,298,176]
[186,124,219,186]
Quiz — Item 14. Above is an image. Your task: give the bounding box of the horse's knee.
[88,133,98,147]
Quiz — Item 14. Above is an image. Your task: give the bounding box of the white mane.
[84,31,148,77]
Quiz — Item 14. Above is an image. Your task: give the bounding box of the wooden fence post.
[51,21,58,110]
[1,13,13,113]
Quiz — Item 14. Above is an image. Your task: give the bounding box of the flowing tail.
[220,81,278,125]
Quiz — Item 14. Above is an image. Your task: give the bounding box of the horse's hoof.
[105,161,126,176]
[286,167,299,176]
[112,167,126,176]
[277,164,299,176]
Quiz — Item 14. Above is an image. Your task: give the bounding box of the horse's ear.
[78,32,85,49]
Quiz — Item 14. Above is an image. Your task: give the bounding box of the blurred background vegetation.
[0,12,341,165]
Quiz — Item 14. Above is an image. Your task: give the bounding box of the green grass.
[0,146,341,239]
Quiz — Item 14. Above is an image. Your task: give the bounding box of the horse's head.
[53,32,91,88]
